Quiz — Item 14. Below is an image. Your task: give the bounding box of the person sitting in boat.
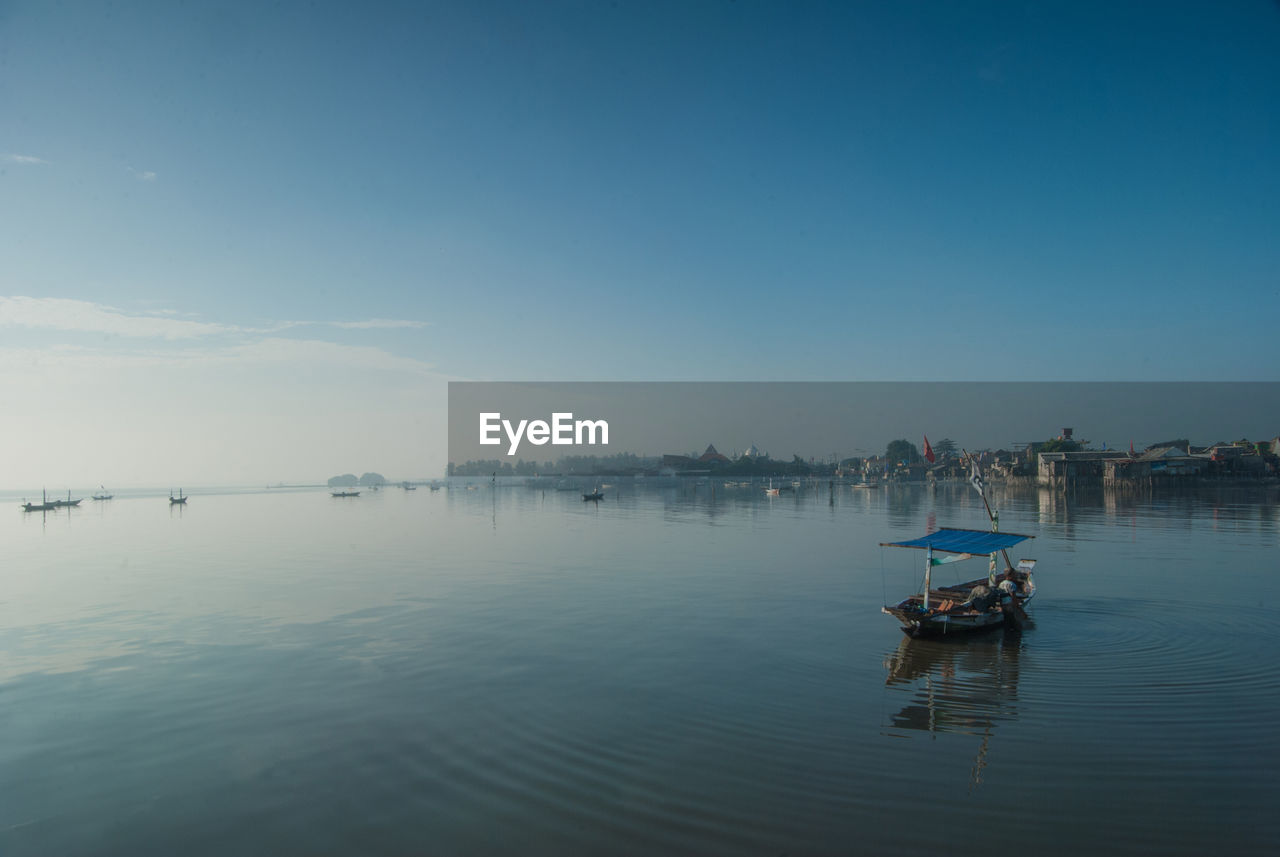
[955,583,995,613]
[997,568,1023,600]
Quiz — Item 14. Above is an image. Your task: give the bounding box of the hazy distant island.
[327,472,387,488]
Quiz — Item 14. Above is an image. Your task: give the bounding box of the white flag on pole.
[969,458,985,497]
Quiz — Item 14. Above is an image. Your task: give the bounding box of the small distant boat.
[583,489,605,501]
[330,490,360,498]
[402,481,417,491]
[169,489,188,505]
[763,479,779,496]
[850,481,879,489]
[93,485,113,501]
[21,489,58,512]
[429,483,441,491]
[50,489,82,508]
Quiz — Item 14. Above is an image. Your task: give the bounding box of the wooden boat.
[881,528,1036,637]
[93,485,113,500]
[330,490,360,497]
[51,489,82,507]
[21,490,58,512]
[881,452,1037,638]
[583,489,605,501]
[170,489,188,505]
[763,479,779,496]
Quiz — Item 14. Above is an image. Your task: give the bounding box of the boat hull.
[882,604,1012,637]
[883,575,1035,638]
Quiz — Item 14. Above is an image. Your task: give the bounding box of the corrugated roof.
[882,527,1033,554]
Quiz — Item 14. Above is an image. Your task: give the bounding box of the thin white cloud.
[0,339,438,377]
[325,319,430,330]
[0,296,235,339]
[0,296,431,345]
[227,337,437,374]
[5,153,49,165]
[126,166,157,181]
[257,318,430,332]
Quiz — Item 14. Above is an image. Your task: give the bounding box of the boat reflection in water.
[882,634,1024,788]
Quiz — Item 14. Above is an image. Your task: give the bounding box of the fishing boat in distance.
[763,479,780,496]
[21,489,59,512]
[93,485,113,500]
[330,490,360,498]
[881,529,1036,637]
[583,488,605,501]
[169,489,188,505]
[51,489,82,508]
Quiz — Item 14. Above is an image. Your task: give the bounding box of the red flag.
[1129,440,1135,457]
[923,435,935,463]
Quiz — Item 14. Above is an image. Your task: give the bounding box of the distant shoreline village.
[448,428,1280,488]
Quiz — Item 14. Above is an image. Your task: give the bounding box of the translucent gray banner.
[448,381,1279,470]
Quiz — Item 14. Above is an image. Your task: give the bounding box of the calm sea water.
[2,481,1278,855]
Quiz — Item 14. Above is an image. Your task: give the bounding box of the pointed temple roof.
[699,444,731,463]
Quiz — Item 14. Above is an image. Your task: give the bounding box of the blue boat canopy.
[882,527,1033,554]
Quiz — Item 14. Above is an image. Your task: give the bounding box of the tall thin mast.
[964,450,1014,572]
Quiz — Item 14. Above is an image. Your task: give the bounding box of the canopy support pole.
[924,545,932,610]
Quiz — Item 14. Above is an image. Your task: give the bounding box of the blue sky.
[2,1,1278,483]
